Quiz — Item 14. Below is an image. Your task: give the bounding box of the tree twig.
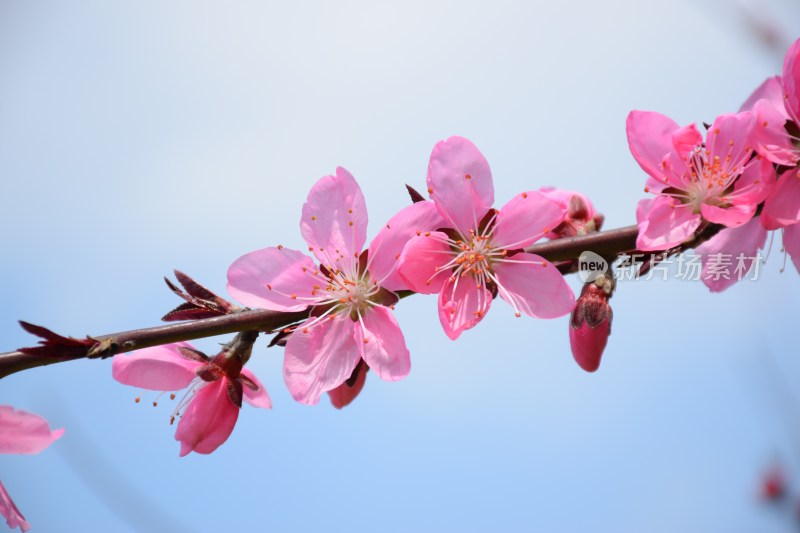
[0,224,643,380]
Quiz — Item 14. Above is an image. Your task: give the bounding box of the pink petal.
[762,168,800,229]
[241,369,272,409]
[492,253,575,319]
[227,246,320,311]
[111,342,201,391]
[626,111,687,185]
[728,156,776,207]
[742,78,798,166]
[784,223,800,274]
[695,217,767,292]
[300,167,367,272]
[426,136,494,236]
[700,202,755,228]
[783,38,800,125]
[396,232,452,294]
[671,123,704,157]
[705,112,756,172]
[635,196,701,251]
[538,187,596,218]
[0,480,29,533]
[328,360,368,410]
[366,201,445,292]
[283,314,361,405]
[0,406,63,456]
[740,76,787,114]
[491,191,565,249]
[437,276,493,340]
[357,305,410,382]
[174,380,239,457]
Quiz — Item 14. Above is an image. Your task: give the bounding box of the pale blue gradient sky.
[2,1,800,531]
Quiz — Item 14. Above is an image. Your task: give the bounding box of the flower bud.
[569,273,614,372]
[539,188,604,238]
[761,466,787,501]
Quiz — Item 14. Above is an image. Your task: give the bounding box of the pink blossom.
[694,39,800,291]
[742,38,800,230]
[538,187,604,238]
[0,406,64,532]
[112,342,271,456]
[627,110,773,251]
[227,168,443,405]
[396,136,576,340]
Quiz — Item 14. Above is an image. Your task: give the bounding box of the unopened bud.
[761,466,787,501]
[569,272,614,372]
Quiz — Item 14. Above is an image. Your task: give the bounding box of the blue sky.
[2,1,800,531]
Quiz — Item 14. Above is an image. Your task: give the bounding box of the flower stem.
[0,223,652,380]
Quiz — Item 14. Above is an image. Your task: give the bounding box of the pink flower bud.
[569,275,613,372]
[761,466,787,501]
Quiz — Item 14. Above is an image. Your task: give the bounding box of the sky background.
[2,1,800,531]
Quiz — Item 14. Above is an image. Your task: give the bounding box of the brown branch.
[523,224,639,261]
[0,309,308,380]
[0,224,642,380]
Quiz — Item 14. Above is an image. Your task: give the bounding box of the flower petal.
[112,342,201,391]
[283,314,361,405]
[427,136,494,235]
[300,167,367,272]
[538,187,596,218]
[0,480,29,533]
[328,360,368,409]
[635,196,701,251]
[762,168,800,229]
[366,201,445,291]
[241,369,272,409]
[784,223,800,274]
[174,380,239,456]
[437,275,492,340]
[396,232,452,294]
[742,77,798,165]
[783,37,800,125]
[227,246,320,311]
[0,406,64,455]
[492,253,575,318]
[700,202,755,228]
[357,305,410,382]
[740,76,787,115]
[491,191,565,249]
[695,217,767,292]
[626,110,691,188]
[705,112,756,173]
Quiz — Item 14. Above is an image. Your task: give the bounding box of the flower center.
[325,271,379,318]
[683,147,737,211]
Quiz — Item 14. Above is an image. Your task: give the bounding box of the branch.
[0,224,641,380]
[0,309,308,380]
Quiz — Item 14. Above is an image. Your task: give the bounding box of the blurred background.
[2,1,800,531]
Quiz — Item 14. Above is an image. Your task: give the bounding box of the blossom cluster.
[628,38,800,292]
[99,37,799,468]
[5,35,800,533]
[102,136,593,463]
